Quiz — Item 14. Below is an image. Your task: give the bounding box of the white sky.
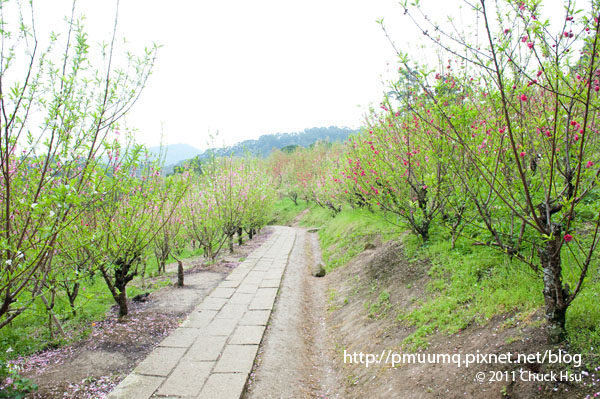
[22,0,568,150]
[29,0,415,150]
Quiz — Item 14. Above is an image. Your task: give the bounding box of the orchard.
[1,0,600,397]
[272,0,600,344]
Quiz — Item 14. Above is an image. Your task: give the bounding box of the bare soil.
[324,238,598,399]
[18,228,272,399]
[245,227,341,399]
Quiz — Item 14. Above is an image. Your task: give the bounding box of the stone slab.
[236,284,259,294]
[229,325,266,345]
[241,276,262,285]
[219,280,241,288]
[248,288,278,310]
[133,347,186,377]
[107,374,163,399]
[259,279,281,288]
[225,270,249,281]
[247,270,265,279]
[204,317,239,336]
[197,373,248,399]
[228,292,255,305]
[155,360,214,397]
[239,310,271,326]
[264,270,285,280]
[199,297,228,311]
[158,327,200,348]
[213,344,259,373]
[181,310,217,329]
[185,335,228,361]
[216,303,247,320]
[210,287,236,298]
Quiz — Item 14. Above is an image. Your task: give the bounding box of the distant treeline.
[207,126,358,157]
[170,126,358,174]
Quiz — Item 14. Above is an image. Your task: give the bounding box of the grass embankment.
[275,199,600,364]
[269,197,310,225]
[0,247,202,361]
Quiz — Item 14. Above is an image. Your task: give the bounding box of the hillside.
[202,126,356,159]
[165,126,358,174]
[147,143,202,166]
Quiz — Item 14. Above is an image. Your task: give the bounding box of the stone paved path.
[108,226,296,399]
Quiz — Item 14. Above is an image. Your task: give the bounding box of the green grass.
[0,274,115,359]
[302,205,396,271]
[365,289,392,319]
[399,233,600,359]
[398,231,543,349]
[0,248,201,362]
[269,197,310,225]
[143,246,204,278]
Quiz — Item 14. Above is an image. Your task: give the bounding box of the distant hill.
[147,143,202,166]
[166,126,359,175]
[203,126,357,159]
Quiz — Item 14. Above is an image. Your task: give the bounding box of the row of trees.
[271,0,600,344]
[0,0,274,338]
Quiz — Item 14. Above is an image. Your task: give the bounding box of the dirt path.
[245,227,341,399]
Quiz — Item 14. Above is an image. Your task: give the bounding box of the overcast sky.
[26,0,567,150]
[27,0,417,149]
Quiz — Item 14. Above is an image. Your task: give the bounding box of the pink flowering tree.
[394,0,600,342]
[95,140,186,317]
[182,171,228,261]
[149,173,190,286]
[241,158,275,240]
[53,203,102,318]
[309,143,346,215]
[0,1,156,328]
[344,101,449,242]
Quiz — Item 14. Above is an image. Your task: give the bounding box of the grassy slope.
[287,200,600,365]
[270,198,310,225]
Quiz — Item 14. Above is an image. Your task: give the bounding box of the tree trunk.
[540,232,568,343]
[417,223,429,242]
[67,282,80,317]
[249,229,254,240]
[229,233,234,253]
[117,288,128,317]
[238,227,243,246]
[48,312,54,340]
[177,260,184,287]
[40,293,66,338]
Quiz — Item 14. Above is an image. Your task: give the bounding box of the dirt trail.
[245,227,341,399]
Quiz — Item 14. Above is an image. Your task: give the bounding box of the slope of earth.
[18,229,272,399]
[324,238,599,399]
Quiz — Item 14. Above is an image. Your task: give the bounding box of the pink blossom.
[564,234,573,242]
